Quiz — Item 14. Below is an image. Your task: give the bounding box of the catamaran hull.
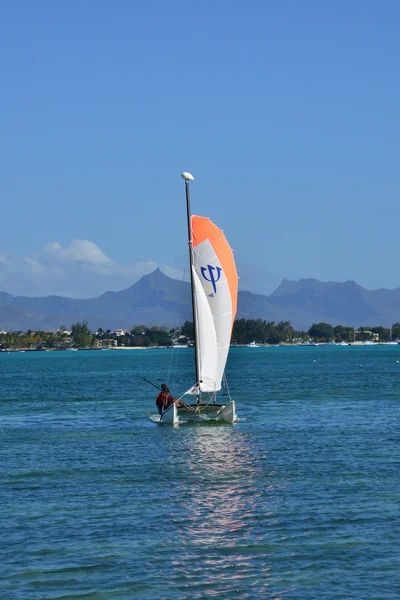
[160,403,178,425]
[160,401,236,425]
[217,400,236,423]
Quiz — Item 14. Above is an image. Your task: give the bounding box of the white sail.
[191,217,238,392]
[192,267,219,391]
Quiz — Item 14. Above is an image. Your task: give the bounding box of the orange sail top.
[192,215,238,327]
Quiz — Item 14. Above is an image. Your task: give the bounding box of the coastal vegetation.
[1,320,400,350]
[230,320,400,345]
[71,321,93,348]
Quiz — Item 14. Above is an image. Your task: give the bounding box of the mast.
[181,172,200,393]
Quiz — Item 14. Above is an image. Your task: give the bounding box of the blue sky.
[1,1,399,297]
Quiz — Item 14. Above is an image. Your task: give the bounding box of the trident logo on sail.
[200,265,222,294]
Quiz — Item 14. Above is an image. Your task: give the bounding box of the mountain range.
[0,269,399,331]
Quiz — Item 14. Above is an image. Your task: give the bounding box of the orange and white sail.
[191,215,238,392]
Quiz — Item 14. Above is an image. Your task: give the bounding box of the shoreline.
[1,342,399,353]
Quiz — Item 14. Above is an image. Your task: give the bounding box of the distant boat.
[387,326,399,344]
[337,341,349,346]
[246,341,260,347]
[160,172,238,425]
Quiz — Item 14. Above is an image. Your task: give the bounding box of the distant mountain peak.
[271,277,365,298]
[143,267,167,280]
[1,271,400,331]
[270,279,300,297]
[136,268,175,288]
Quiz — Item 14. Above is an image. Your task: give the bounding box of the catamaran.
[160,172,238,425]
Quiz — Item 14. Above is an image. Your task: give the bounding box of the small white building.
[114,329,128,337]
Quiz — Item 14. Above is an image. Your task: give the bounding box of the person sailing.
[156,383,183,414]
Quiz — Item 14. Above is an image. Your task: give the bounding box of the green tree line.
[181,319,400,345]
[1,320,400,350]
[0,321,175,350]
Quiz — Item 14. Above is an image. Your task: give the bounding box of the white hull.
[217,400,236,423]
[160,403,178,425]
[160,400,236,425]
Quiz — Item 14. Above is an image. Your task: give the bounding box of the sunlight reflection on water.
[157,425,288,597]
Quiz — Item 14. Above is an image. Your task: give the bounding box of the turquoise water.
[1,346,399,599]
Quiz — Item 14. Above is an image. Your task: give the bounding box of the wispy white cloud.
[42,240,112,266]
[0,239,181,298]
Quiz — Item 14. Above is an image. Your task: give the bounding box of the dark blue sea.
[1,346,399,599]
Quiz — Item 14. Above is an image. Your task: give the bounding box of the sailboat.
[161,172,238,425]
[386,325,398,345]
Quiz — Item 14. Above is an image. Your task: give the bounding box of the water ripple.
[0,347,399,599]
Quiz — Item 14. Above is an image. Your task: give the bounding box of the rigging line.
[177,389,198,411]
[223,372,232,402]
[166,330,180,391]
[202,391,212,406]
[166,344,178,390]
[166,264,188,393]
